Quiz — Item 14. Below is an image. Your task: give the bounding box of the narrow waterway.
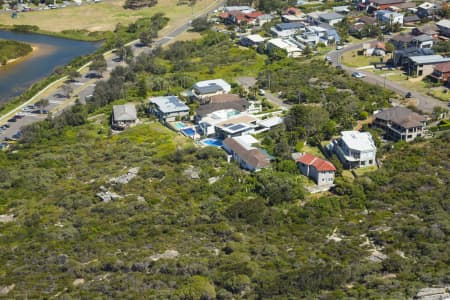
[0,30,101,104]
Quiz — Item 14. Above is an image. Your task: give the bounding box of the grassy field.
[341,51,387,68]
[0,0,217,33]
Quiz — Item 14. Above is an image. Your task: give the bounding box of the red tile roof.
[285,6,302,15]
[298,153,336,172]
[434,61,450,73]
[218,12,229,19]
[245,11,264,18]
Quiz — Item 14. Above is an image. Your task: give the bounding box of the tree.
[89,55,107,75]
[61,84,73,98]
[139,31,153,46]
[68,69,81,82]
[285,105,330,140]
[35,98,49,114]
[190,16,211,32]
[385,42,395,53]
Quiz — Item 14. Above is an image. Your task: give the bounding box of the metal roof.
[113,104,137,121]
[409,55,450,64]
[340,131,376,152]
[149,96,189,114]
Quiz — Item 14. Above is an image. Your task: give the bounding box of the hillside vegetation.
[0,39,33,65]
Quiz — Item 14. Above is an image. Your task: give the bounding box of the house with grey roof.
[112,104,138,130]
[149,96,190,122]
[373,107,427,141]
[223,136,271,172]
[436,19,450,37]
[318,12,344,26]
[192,79,231,99]
[328,131,376,169]
[406,55,450,76]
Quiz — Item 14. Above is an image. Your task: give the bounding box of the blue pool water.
[181,127,195,136]
[174,122,187,130]
[202,139,223,147]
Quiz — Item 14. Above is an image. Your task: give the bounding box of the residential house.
[333,5,351,14]
[417,2,439,19]
[358,16,377,25]
[219,10,263,26]
[149,96,190,122]
[390,33,433,49]
[367,0,406,13]
[376,10,404,25]
[406,55,450,76]
[223,136,271,172]
[403,15,421,25]
[429,61,450,82]
[373,107,427,141]
[393,47,434,66]
[192,79,231,99]
[112,104,138,129]
[267,38,303,58]
[195,94,249,119]
[297,153,336,186]
[270,22,305,38]
[282,6,305,23]
[328,131,377,169]
[198,109,257,137]
[240,34,266,47]
[256,14,274,26]
[436,19,450,37]
[223,6,254,13]
[363,41,386,56]
[318,12,344,26]
[412,23,439,37]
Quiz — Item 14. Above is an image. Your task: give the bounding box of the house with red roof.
[219,10,264,25]
[297,153,336,186]
[430,61,450,83]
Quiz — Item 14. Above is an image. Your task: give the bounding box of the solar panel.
[229,124,246,131]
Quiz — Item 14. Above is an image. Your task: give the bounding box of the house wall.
[333,140,376,169]
[407,62,435,76]
[153,108,189,121]
[315,170,335,186]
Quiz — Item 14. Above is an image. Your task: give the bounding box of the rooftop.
[223,137,271,169]
[298,153,336,172]
[409,55,450,64]
[374,107,426,128]
[113,104,137,121]
[436,19,450,28]
[319,12,344,21]
[340,131,376,152]
[193,79,231,95]
[434,61,450,73]
[242,34,265,43]
[150,96,190,114]
[372,0,405,5]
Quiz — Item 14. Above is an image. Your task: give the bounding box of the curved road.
[328,43,448,113]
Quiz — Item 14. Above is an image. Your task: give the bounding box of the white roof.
[268,38,301,51]
[113,104,137,121]
[193,79,231,93]
[243,34,265,43]
[257,116,284,128]
[340,131,376,152]
[436,19,450,28]
[409,55,450,64]
[150,96,189,114]
[233,135,259,150]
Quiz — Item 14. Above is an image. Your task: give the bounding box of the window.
[369,160,373,164]
[361,161,366,166]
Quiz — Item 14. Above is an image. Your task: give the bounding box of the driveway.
[328,45,448,113]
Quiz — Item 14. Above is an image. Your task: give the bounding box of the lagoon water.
[0,30,100,104]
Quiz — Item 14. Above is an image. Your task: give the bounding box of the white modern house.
[297,153,336,186]
[329,131,377,169]
[376,10,404,25]
[149,96,190,122]
[192,79,231,99]
[198,109,257,137]
[267,38,303,58]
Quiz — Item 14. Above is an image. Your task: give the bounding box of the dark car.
[0,124,10,130]
[7,118,16,122]
[14,114,24,119]
[85,72,103,79]
[405,92,412,98]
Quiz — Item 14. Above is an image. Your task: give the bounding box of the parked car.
[0,124,10,130]
[405,92,412,98]
[447,101,450,107]
[258,89,266,96]
[336,44,344,50]
[7,118,16,122]
[352,72,366,78]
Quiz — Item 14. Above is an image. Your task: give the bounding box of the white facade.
[267,38,302,58]
[331,131,377,169]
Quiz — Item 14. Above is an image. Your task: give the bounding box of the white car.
[352,72,366,78]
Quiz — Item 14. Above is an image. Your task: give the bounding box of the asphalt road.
[328,43,448,113]
[0,0,225,142]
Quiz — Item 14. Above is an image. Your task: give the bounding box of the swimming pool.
[202,138,223,147]
[174,122,187,130]
[181,127,195,137]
